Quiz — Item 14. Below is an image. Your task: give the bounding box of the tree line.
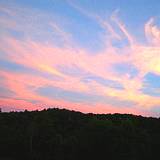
[0,108,160,160]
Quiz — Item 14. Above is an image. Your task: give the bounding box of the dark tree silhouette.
[0,108,160,160]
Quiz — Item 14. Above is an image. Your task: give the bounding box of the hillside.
[0,108,160,160]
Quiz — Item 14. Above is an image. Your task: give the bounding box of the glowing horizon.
[0,0,160,117]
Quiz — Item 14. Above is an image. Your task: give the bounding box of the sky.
[0,0,160,117]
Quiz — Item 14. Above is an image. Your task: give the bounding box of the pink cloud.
[1,4,160,116]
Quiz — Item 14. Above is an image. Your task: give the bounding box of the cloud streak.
[0,1,160,116]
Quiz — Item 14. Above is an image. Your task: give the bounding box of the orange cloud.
[1,4,160,116]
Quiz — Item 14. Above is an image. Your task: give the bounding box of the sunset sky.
[0,0,160,117]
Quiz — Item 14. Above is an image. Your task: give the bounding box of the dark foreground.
[0,108,160,160]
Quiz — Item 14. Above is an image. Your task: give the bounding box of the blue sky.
[0,0,160,116]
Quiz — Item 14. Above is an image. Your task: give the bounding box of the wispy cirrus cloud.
[0,1,160,116]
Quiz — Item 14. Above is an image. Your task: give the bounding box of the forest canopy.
[0,108,160,160]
